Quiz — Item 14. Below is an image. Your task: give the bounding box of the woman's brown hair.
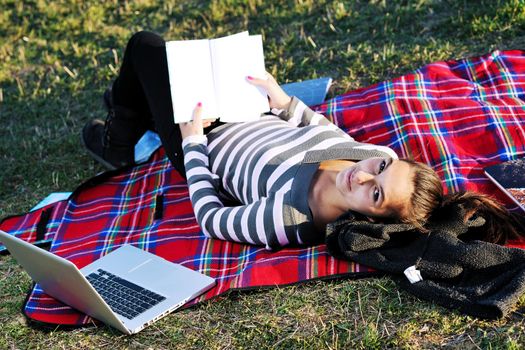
[399,159,525,244]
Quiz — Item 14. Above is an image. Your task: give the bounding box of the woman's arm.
[248,73,345,131]
[276,96,334,127]
[180,104,296,250]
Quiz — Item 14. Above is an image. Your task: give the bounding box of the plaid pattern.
[2,50,525,326]
[317,50,525,204]
[0,201,68,253]
[6,149,369,326]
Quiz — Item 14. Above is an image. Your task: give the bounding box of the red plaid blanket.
[2,50,525,326]
[1,150,371,326]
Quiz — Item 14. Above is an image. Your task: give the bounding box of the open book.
[166,31,269,123]
[132,78,333,164]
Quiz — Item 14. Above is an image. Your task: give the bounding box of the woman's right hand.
[246,72,292,110]
[179,102,204,140]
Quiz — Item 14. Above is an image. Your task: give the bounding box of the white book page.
[210,34,269,122]
[165,39,218,123]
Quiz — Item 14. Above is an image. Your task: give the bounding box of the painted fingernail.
[197,102,202,107]
[246,76,253,80]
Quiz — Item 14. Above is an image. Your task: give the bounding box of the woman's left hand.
[179,102,205,140]
[247,72,291,110]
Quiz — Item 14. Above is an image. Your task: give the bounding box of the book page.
[210,34,269,122]
[165,39,218,123]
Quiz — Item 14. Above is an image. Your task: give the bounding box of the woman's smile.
[335,165,356,194]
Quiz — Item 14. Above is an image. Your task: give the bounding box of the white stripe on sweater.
[289,102,306,126]
[211,121,274,173]
[240,204,256,245]
[249,127,336,201]
[184,150,209,166]
[231,127,294,201]
[272,191,289,246]
[266,137,350,191]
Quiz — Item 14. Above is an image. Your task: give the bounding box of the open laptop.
[0,230,216,334]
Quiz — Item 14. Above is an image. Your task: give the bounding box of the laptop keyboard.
[86,269,166,320]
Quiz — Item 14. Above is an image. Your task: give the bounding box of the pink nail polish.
[247,76,253,80]
[197,102,202,107]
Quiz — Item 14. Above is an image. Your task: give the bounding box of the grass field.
[2,0,525,348]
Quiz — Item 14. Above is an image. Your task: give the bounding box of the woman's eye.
[373,187,380,202]
[378,159,386,174]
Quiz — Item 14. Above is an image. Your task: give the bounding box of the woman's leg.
[83,31,186,175]
[113,31,189,175]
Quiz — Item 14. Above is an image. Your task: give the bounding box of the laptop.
[484,157,525,214]
[0,230,216,334]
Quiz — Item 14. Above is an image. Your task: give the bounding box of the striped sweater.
[183,97,398,249]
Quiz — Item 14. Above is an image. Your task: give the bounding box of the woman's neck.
[308,160,354,232]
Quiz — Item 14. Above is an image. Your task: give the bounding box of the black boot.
[82,89,144,170]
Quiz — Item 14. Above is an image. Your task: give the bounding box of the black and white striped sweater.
[183,97,397,249]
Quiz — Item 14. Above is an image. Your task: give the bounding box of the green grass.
[2,0,525,348]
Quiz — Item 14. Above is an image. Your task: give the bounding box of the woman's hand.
[180,102,205,140]
[247,72,291,110]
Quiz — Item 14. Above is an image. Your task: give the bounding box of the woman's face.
[335,157,414,219]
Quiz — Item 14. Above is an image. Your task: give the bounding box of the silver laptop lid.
[81,244,216,333]
[0,230,216,334]
[0,230,130,334]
